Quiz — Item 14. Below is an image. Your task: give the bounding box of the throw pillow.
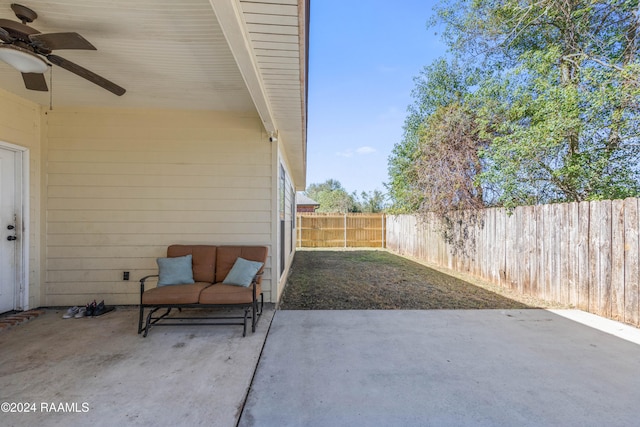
[157,254,195,286]
[222,257,263,287]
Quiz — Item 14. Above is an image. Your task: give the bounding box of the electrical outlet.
[123,271,130,281]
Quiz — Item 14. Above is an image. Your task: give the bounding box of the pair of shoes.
[82,300,114,317]
[74,307,87,318]
[62,306,79,319]
[84,300,97,317]
[93,300,114,317]
[94,300,106,316]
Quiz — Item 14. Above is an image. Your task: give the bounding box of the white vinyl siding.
[43,107,274,305]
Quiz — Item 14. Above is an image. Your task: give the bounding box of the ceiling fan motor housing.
[11,4,37,24]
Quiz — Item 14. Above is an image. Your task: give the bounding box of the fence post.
[344,213,347,248]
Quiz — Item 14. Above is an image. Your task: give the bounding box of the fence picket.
[568,202,579,306]
[535,205,544,299]
[578,201,590,311]
[611,200,625,321]
[600,201,613,317]
[544,204,553,300]
[519,206,531,295]
[559,203,569,305]
[624,198,639,326]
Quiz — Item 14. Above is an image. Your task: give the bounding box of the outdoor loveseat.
[138,244,268,337]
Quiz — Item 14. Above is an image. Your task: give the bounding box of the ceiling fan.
[0,3,125,96]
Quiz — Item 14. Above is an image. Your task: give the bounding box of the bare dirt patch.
[280,250,563,310]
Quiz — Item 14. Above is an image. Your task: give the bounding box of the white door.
[0,147,17,313]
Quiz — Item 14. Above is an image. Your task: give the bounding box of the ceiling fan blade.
[47,54,125,96]
[30,32,96,50]
[22,72,48,91]
[0,27,14,42]
[0,18,39,36]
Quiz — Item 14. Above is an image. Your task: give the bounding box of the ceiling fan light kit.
[0,3,125,96]
[0,43,47,73]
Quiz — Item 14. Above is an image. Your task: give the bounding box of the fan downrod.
[11,4,37,24]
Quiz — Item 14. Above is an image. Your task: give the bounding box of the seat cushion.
[215,246,268,283]
[167,245,216,283]
[198,282,261,305]
[142,282,212,305]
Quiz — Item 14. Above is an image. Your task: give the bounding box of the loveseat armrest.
[250,272,263,294]
[139,275,159,295]
[138,274,158,335]
[252,272,263,283]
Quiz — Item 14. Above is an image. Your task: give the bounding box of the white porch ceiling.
[0,0,308,184]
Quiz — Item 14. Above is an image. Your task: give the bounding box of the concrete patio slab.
[240,309,640,427]
[0,306,273,427]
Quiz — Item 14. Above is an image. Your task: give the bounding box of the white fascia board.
[208,0,277,134]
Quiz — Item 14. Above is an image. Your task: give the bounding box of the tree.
[305,180,357,213]
[389,0,640,211]
[439,0,640,208]
[387,58,476,212]
[415,103,488,214]
[356,190,387,213]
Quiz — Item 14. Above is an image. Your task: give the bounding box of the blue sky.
[306,1,446,195]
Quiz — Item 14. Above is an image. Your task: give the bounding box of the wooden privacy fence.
[297,213,386,248]
[386,198,640,327]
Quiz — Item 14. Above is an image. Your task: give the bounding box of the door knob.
[7,236,17,241]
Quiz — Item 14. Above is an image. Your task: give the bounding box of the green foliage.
[389,0,640,211]
[386,132,421,213]
[306,180,357,213]
[387,58,476,212]
[357,190,387,213]
[306,180,388,213]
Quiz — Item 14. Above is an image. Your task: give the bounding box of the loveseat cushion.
[198,282,261,305]
[142,282,212,305]
[167,245,216,283]
[157,254,194,286]
[215,246,268,283]
[223,257,264,287]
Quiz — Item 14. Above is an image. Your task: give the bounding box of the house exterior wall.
[0,89,43,309]
[42,107,276,305]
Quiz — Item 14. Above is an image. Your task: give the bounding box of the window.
[279,165,285,275]
[291,190,295,253]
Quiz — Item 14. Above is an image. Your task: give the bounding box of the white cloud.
[356,146,376,154]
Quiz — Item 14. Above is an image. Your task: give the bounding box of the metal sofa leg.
[251,299,256,333]
[243,307,249,337]
[143,307,160,338]
[252,293,264,333]
[138,305,144,334]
